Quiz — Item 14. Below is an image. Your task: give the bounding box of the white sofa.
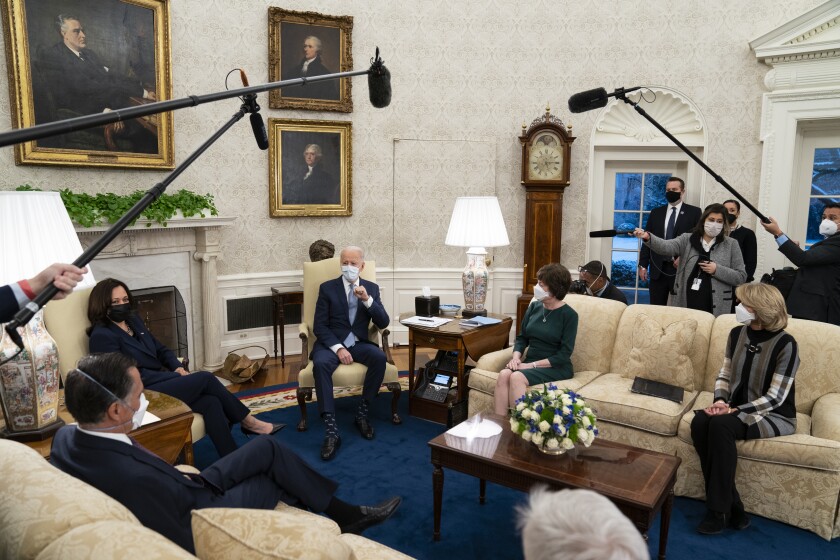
[468,294,840,539]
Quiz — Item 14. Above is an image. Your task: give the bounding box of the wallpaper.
[0,0,823,275]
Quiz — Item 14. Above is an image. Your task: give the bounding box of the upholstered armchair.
[42,286,206,445]
[296,257,401,431]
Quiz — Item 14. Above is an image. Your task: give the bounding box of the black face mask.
[107,303,133,323]
[726,213,737,224]
[665,191,681,204]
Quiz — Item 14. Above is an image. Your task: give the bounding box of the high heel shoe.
[241,422,286,436]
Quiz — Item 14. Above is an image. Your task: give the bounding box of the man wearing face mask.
[577,260,628,304]
[760,202,840,326]
[638,177,702,306]
[50,353,401,553]
[311,246,390,460]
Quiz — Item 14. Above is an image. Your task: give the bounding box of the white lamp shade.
[444,196,510,248]
[0,192,95,288]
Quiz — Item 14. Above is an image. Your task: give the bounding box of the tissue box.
[415,295,440,317]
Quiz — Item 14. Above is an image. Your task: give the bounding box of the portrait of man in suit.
[281,34,340,101]
[282,136,341,206]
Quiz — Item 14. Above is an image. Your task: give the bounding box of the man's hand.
[353,285,369,302]
[638,266,648,282]
[759,216,783,237]
[27,263,88,300]
[337,347,354,365]
[175,367,190,376]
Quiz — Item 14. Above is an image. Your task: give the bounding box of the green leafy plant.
[14,185,218,227]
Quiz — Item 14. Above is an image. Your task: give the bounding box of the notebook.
[630,376,685,404]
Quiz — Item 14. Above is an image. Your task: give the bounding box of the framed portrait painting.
[269,118,352,217]
[267,8,352,113]
[0,0,174,168]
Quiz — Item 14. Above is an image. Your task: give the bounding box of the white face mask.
[818,219,838,238]
[129,393,149,430]
[704,221,723,238]
[341,264,360,283]
[735,304,755,326]
[533,283,550,302]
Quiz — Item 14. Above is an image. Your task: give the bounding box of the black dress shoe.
[241,423,286,436]
[729,506,751,530]
[697,510,728,535]
[321,435,341,461]
[341,496,401,535]
[354,416,375,440]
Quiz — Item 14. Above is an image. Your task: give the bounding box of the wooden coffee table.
[429,413,680,560]
[3,389,195,465]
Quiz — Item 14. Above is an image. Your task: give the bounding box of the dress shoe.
[321,435,341,461]
[241,423,286,436]
[341,496,401,535]
[697,510,728,535]
[729,505,751,530]
[354,416,375,440]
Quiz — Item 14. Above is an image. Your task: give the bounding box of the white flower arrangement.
[509,384,599,453]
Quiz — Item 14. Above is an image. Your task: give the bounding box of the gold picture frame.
[269,118,352,217]
[0,0,174,168]
[267,7,352,113]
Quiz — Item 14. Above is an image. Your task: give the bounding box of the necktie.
[665,206,677,240]
[343,286,358,348]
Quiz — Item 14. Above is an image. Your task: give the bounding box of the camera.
[569,279,588,295]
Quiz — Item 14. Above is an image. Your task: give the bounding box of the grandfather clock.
[516,106,575,333]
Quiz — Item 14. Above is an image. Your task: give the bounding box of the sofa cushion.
[0,440,139,560]
[677,391,840,472]
[622,313,698,391]
[191,508,354,560]
[576,373,697,436]
[564,294,626,373]
[339,534,415,560]
[35,521,195,560]
[469,365,601,397]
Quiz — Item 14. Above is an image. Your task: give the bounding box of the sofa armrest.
[298,324,311,367]
[475,347,514,371]
[811,392,840,442]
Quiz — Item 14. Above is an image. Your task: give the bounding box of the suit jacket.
[0,285,20,323]
[312,277,389,354]
[283,164,339,205]
[282,56,339,100]
[89,315,182,387]
[729,226,758,282]
[779,233,840,325]
[640,203,702,280]
[598,281,628,304]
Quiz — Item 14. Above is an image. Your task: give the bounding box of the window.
[805,147,840,247]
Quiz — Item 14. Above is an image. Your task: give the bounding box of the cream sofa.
[468,294,840,540]
[0,439,413,560]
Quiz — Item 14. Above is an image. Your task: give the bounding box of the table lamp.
[444,196,510,317]
[0,191,95,441]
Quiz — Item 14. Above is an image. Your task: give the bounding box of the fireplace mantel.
[75,216,236,370]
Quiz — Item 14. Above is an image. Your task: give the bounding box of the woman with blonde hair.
[690,283,799,534]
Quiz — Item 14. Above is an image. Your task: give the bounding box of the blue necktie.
[344,285,358,348]
[665,206,677,240]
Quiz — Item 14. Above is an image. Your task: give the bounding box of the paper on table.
[400,315,452,328]
[140,411,161,427]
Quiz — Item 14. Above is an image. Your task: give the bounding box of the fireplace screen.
[132,286,188,361]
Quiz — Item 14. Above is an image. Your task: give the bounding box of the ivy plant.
[14,185,218,228]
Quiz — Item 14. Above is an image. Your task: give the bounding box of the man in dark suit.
[50,352,401,554]
[312,246,390,460]
[578,261,627,304]
[37,14,157,152]
[638,177,702,305]
[760,202,840,326]
[283,143,340,205]
[0,263,87,323]
[283,35,340,100]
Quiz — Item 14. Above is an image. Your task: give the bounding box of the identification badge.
[691,278,702,291]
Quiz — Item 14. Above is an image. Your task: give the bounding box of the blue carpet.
[194,392,839,559]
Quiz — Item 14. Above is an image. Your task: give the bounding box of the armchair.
[296,257,402,431]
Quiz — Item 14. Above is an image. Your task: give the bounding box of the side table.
[271,286,304,364]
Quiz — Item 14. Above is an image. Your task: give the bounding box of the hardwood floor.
[225,347,440,394]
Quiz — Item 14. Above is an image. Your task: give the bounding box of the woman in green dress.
[494,263,579,415]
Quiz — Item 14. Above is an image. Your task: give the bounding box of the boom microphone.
[368,47,392,108]
[568,86,643,114]
[240,70,269,150]
[589,229,635,238]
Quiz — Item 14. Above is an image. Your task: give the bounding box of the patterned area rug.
[237,374,411,414]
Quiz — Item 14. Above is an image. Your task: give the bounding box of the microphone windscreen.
[589,229,619,238]
[368,49,391,108]
[249,112,269,150]
[568,87,608,113]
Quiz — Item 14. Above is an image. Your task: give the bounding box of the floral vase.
[539,441,578,459]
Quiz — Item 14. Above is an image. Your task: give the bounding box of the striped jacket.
[714,326,799,438]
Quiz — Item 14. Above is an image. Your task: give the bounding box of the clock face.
[528,132,564,180]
